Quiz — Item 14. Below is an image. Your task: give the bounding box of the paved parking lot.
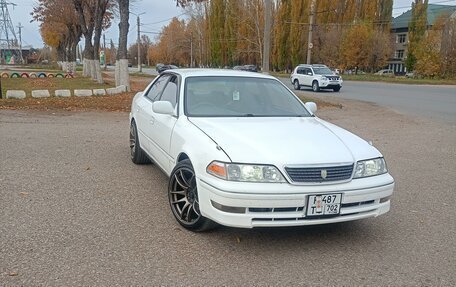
[1,97,455,286]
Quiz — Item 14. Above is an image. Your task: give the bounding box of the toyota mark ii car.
[129,69,394,231]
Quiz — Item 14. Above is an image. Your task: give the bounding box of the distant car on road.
[156,63,164,72]
[290,64,343,92]
[242,65,258,72]
[129,69,394,231]
[158,64,178,74]
[375,69,394,76]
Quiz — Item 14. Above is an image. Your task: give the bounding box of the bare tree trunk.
[83,36,95,77]
[73,0,95,78]
[93,0,109,84]
[116,0,130,91]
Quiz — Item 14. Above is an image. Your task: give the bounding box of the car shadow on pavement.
[195,220,384,248]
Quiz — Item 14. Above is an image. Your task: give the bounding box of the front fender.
[169,117,231,178]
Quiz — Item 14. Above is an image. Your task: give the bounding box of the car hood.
[189,117,381,166]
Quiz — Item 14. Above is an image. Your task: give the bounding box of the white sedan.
[129,69,394,231]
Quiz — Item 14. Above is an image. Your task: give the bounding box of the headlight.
[321,76,327,80]
[207,161,286,183]
[353,158,388,178]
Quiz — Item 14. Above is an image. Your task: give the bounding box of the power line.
[141,11,189,27]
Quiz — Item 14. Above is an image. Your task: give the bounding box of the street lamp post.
[131,12,146,73]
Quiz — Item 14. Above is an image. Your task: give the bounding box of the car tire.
[168,159,217,232]
[312,81,320,92]
[333,87,341,92]
[293,80,300,90]
[130,120,150,164]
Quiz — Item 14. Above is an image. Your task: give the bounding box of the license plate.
[306,194,342,217]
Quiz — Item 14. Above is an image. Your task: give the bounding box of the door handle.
[149,117,155,124]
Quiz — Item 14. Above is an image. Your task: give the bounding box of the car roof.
[297,64,328,68]
[163,68,275,80]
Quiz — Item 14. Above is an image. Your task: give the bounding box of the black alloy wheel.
[168,159,216,231]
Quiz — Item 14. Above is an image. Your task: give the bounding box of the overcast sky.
[8,0,456,48]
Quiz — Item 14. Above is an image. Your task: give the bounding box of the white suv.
[290,64,343,92]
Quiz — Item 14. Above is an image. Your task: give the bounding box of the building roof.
[392,4,456,29]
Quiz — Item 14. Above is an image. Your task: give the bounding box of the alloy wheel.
[129,123,136,158]
[169,167,201,224]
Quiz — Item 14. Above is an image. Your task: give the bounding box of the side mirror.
[305,102,317,114]
[152,101,175,115]
[307,72,313,76]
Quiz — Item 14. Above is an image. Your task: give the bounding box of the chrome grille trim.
[285,164,354,183]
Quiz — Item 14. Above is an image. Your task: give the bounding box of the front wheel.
[293,80,300,90]
[168,159,217,232]
[312,81,320,92]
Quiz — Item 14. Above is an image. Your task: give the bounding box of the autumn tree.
[289,0,309,66]
[369,29,393,71]
[32,0,82,72]
[414,15,447,77]
[406,0,428,72]
[73,0,114,83]
[272,0,292,71]
[149,0,395,71]
[340,22,373,71]
[128,35,152,66]
[441,12,456,77]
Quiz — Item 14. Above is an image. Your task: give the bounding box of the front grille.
[327,76,340,81]
[248,207,304,213]
[285,164,354,183]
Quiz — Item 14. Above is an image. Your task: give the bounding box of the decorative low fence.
[0,72,74,79]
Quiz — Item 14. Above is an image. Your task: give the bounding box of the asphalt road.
[280,77,456,124]
[1,98,455,285]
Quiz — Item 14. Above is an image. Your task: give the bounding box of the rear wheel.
[333,86,341,92]
[130,120,150,164]
[168,159,217,232]
[312,81,320,92]
[293,80,300,90]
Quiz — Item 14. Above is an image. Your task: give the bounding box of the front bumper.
[320,81,342,88]
[197,177,394,228]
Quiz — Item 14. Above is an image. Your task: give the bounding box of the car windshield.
[185,76,312,117]
[313,67,333,75]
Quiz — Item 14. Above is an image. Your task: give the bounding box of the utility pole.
[190,32,193,68]
[110,39,114,66]
[262,0,272,74]
[306,0,316,65]
[137,15,141,72]
[17,22,24,64]
[103,33,107,70]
